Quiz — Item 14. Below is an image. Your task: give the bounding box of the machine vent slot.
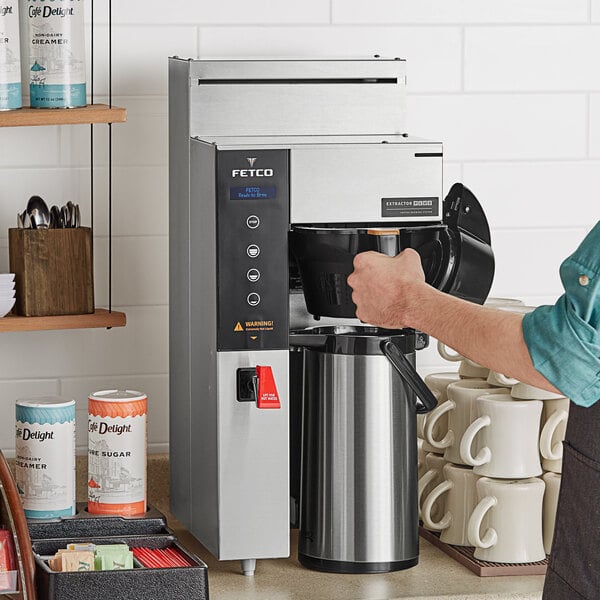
[198,78,398,85]
[414,152,443,158]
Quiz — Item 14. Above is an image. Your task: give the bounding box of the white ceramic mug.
[417,438,428,481]
[540,398,570,473]
[417,453,446,526]
[468,477,546,563]
[496,305,536,314]
[489,372,519,388]
[424,372,462,401]
[417,389,442,454]
[419,373,460,454]
[421,463,480,546]
[542,472,562,555]
[484,297,525,308]
[492,372,567,401]
[511,381,566,401]
[460,393,543,478]
[424,380,507,465]
[486,371,517,388]
[436,342,489,379]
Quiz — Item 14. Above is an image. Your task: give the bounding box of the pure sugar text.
[88,449,132,458]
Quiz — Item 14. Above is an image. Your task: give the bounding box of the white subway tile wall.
[0,1,598,454]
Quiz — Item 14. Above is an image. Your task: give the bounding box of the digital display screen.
[230,186,276,200]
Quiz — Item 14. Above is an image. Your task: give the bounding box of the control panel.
[216,149,290,351]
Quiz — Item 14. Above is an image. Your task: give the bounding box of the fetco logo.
[232,157,274,178]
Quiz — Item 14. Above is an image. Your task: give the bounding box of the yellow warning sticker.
[245,320,274,332]
[234,322,244,332]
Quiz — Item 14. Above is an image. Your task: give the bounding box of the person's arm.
[347,248,562,394]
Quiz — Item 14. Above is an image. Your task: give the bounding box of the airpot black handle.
[380,339,439,414]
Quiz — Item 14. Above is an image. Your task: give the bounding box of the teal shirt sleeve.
[522,221,600,407]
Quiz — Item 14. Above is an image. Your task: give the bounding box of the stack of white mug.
[417,300,567,564]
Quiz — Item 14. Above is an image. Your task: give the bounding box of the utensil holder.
[8,228,94,317]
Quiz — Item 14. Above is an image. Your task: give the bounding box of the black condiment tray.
[28,504,209,600]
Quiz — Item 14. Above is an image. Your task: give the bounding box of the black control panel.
[216,149,290,351]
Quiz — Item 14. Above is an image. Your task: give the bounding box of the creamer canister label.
[16,400,76,519]
[23,0,86,107]
[0,2,22,109]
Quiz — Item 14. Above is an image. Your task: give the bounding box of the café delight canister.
[22,0,87,108]
[87,390,147,516]
[15,396,76,519]
[0,0,22,110]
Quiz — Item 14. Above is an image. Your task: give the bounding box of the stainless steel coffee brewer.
[169,58,495,576]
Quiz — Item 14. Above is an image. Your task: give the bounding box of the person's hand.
[347,248,427,329]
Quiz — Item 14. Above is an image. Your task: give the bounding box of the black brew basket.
[289,225,451,319]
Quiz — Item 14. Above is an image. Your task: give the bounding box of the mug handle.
[495,372,519,386]
[423,401,455,449]
[418,469,438,517]
[459,415,492,466]
[437,341,463,362]
[468,495,498,549]
[540,409,568,461]
[422,480,453,531]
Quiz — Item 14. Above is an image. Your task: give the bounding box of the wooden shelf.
[0,104,127,128]
[0,309,126,332]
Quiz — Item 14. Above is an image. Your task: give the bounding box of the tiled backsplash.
[0,1,598,454]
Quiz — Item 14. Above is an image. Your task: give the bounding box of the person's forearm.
[408,285,562,394]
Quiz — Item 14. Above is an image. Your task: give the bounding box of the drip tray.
[419,526,547,577]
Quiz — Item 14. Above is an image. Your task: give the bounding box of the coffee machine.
[169,58,494,576]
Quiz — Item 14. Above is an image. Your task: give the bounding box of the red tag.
[256,366,281,409]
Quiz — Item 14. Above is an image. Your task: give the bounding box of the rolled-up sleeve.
[522,222,600,407]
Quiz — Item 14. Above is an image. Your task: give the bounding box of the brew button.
[247,268,261,282]
[247,215,260,229]
[247,293,261,307]
[247,244,260,258]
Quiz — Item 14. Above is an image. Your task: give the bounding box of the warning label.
[245,320,274,332]
[234,322,244,332]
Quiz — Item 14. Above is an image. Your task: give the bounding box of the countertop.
[72,454,545,600]
[170,524,545,600]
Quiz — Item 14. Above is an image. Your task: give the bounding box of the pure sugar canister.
[15,396,76,519]
[87,390,147,516]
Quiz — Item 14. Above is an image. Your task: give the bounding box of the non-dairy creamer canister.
[15,396,76,519]
[0,1,22,110]
[22,0,86,108]
[88,390,147,516]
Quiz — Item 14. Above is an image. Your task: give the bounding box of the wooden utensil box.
[8,228,94,317]
[28,505,209,600]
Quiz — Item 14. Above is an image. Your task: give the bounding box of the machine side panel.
[217,350,290,560]
[289,144,443,224]
[169,58,193,527]
[187,141,220,555]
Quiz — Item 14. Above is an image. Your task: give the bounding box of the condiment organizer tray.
[28,504,209,600]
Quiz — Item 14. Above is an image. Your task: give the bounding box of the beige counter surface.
[66,454,544,600]
[170,524,544,600]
